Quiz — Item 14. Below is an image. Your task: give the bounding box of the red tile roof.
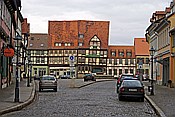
[134,38,149,56]
[108,45,135,58]
[48,20,110,49]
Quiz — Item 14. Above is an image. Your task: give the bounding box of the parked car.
[116,74,135,93]
[118,79,144,102]
[39,75,57,92]
[83,74,96,81]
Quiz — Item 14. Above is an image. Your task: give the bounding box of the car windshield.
[42,76,55,80]
[122,80,142,87]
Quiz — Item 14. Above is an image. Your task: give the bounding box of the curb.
[76,79,115,88]
[0,81,36,116]
[145,94,166,117]
[77,79,166,117]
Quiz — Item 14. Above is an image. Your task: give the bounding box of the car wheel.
[140,97,144,102]
[118,95,123,101]
[116,87,119,93]
[54,88,57,92]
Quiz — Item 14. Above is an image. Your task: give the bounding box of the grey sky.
[21,0,170,45]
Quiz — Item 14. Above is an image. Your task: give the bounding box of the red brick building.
[48,20,110,77]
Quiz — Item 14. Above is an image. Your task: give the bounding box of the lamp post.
[27,54,30,87]
[14,35,22,102]
[149,46,155,95]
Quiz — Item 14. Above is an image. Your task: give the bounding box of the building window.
[82,50,86,55]
[79,34,84,38]
[119,59,122,64]
[100,51,104,56]
[109,59,112,64]
[41,51,44,55]
[65,50,68,54]
[41,58,45,63]
[40,43,44,47]
[55,50,58,54]
[92,50,96,55]
[111,51,116,56]
[59,50,62,54]
[130,59,134,64]
[125,69,128,74]
[30,43,33,47]
[72,50,75,54]
[78,42,83,46]
[31,37,34,40]
[109,69,112,75]
[125,59,128,65]
[126,52,132,57]
[114,69,117,75]
[119,69,122,75]
[145,58,149,64]
[55,43,58,46]
[119,51,124,57]
[36,51,40,55]
[130,69,134,74]
[36,58,40,63]
[114,59,117,65]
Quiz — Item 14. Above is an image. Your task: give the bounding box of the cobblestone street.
[2,80,157,117]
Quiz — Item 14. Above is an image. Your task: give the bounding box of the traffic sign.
[69,55,74,61]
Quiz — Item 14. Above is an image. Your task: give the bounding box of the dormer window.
[89,35,101,49]
[41,43,44,47]
[112,51,116,56]
[79,34,84,38]
[78,42,83,46]
[119,51,124,57]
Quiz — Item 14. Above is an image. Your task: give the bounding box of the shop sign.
[3,47,15,57]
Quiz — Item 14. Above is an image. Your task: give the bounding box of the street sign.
[69,55,74,61]
[138,65,143,69]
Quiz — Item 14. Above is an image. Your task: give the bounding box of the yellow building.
[168,11,175,87]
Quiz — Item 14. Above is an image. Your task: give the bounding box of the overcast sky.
[21,0,171,45]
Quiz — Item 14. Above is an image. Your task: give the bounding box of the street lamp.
[27,54,30,87]
[14,35,22,102]
[149,46,155,95]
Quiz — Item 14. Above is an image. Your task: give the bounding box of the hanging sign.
[3,48,15,57]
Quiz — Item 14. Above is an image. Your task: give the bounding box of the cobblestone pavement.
[2,80,157,117]
[144,81,175,117]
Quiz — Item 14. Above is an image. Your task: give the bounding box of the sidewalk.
[0,79,36,116]
[144,81,175,117]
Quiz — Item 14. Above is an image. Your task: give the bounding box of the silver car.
[39,75,57,92]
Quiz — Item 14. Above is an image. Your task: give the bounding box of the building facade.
[146,0,175,86]
[134,38,150,80]
[28,33,49,78]
[0,0,23,89]
[48,20,110,78]
[28,20,150,79]
[107,46,136,77]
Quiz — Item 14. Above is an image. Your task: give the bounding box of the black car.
[118,79,144,102]
[116,75,136,93]
[83,74,96,81]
